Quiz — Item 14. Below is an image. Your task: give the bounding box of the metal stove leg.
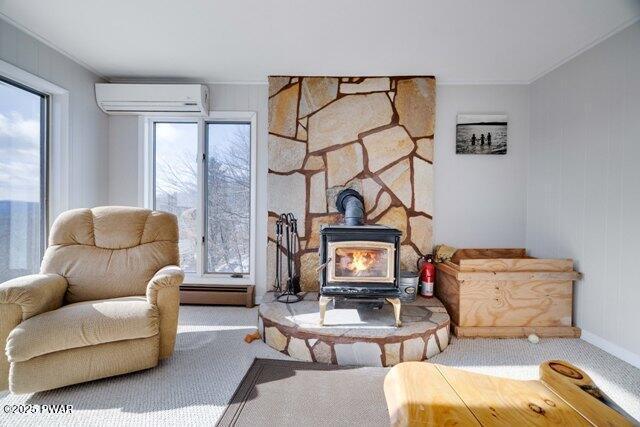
[386,298,402,327]
[319,296,332,326]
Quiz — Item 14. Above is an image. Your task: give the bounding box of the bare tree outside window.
[154,122,198,272]
[206,123,251,274]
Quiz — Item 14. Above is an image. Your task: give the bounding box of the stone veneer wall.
[268,76,435,291]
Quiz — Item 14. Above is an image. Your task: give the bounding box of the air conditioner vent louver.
[95,83,210,116]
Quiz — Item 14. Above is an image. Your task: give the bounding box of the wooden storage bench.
[435,248,581,338]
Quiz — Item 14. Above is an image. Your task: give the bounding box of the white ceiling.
[1,0,639,84]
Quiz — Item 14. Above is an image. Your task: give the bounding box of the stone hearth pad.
[258,292,450,367]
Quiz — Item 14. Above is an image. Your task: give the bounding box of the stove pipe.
[336,189,365,226]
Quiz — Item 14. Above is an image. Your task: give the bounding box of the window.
[205,122,251,274]
[154,122,198,272]
[148,113,256,284]
[0,77,48,283]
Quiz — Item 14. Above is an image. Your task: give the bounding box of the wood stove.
[318,189,403,326]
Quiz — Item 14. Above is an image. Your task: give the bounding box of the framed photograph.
[456,114,507,155]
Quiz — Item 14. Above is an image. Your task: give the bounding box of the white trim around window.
[0,59,70,227]
[141,112,257,286]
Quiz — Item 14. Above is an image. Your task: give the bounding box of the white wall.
[434,85,529,248]
[108,115,140,206]
[527,22,640,365]
[0,18,109,213]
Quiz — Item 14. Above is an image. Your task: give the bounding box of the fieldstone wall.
[268,76,435,291]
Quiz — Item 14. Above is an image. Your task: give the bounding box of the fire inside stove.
[328,241,395,283]
[335,248,386,277]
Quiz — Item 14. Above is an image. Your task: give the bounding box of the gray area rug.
[217,358,388,427]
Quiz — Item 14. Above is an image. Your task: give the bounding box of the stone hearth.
[258,292,450,367]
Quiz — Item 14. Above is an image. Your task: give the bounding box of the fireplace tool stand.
[274,213,302,304]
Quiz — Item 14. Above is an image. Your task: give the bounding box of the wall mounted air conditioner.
[95,83,209,116]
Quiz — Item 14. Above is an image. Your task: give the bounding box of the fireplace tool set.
[274,213,302,303]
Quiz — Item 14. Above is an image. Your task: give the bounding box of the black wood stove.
[317,189,403,326]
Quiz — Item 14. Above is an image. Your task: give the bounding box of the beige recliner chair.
[0,206,184,394]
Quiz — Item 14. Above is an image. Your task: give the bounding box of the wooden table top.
[384,360,633,426]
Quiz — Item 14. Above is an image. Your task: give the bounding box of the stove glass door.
[328,241,395,283]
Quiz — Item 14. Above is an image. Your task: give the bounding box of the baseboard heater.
[180,285,255,308]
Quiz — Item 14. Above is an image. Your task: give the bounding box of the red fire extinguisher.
[417,255,435,298]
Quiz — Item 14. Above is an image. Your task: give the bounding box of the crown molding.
[436,80,530,86]
[205,81,268,85]
[528,15,640,84]
[0,12,108,80]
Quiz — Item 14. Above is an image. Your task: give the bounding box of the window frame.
[143,112,257,286]
[0,72,50,261]
[0,59,71,228]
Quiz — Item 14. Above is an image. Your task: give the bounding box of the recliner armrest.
[146,265,183,359]
[146,265,184,305]
[0,274,68,321]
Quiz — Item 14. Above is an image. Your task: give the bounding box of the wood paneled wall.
[527,22,640,363]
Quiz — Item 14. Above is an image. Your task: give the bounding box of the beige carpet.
[1,305,638,426]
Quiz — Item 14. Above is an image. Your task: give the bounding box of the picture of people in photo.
[456,114,507,154]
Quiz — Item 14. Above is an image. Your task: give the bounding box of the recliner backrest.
[40,206,180,303]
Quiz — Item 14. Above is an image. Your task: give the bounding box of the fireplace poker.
[288,213,301,295]
[274,217,283,293]
[285,214,293,286]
